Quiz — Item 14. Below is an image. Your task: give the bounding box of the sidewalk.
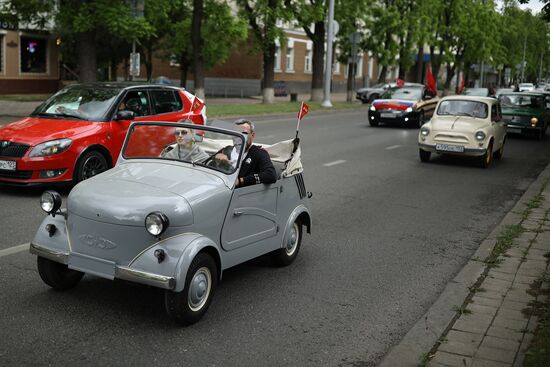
[380,166,550,366]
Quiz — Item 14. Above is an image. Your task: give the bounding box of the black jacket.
[239,145,277,187]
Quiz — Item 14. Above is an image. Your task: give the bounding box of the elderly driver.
[162,124,209,162]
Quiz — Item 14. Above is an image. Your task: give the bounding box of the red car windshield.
[32,87,121,121]
[383,88,422,101]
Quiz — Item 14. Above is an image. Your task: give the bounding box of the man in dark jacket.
[228,119,277,188]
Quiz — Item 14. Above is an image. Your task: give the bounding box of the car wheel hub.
[188,267,211,311]
[285,223,299,256]
[82,156,106,180]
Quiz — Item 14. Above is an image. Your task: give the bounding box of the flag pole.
[296,101,304,139]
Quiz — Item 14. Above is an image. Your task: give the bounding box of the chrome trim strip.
[29,243,69,264]
[115,266,175,290]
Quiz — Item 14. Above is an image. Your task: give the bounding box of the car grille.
[0,141,30,158]
[434,134,470,144]
[0,170,33,180]
[502,115,530,125]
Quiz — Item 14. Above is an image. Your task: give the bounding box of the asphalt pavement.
[1,108,550,366]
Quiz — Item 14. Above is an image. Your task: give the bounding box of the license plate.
[436,144,464,153]
[380,113,396,118]
[507,127,522,134]
[0,160,16,171]
[68,252,116,280]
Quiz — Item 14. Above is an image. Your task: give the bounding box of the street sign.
[332,20,339,37]
[349,32,362,44]
[130,52,140,77]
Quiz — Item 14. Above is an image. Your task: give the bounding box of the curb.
[379,162,550,367]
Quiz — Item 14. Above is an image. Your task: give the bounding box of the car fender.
[128,233,222,292]
[30,213,70,264]
[281,205,311,249]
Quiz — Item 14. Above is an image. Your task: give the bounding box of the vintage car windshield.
[499,94,543,108]
[437,100,488,119]
[31,87,121,121]
[383,88,422,101]
[123,123,244,175]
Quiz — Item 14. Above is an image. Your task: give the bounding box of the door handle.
[233,210,243,217]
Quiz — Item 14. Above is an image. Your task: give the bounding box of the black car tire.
[493,140,505,160]
[37,256,84,291]
[74,150,109,183]
[272,220,303,266]
[419,149,431,162]
[165,252,217,325]
[479,141,493,168]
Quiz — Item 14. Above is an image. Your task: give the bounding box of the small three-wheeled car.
[30,121,311,325]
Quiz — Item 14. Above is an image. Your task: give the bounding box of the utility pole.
[322,0,335,108]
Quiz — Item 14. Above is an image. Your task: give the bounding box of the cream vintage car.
[418,96,506,168]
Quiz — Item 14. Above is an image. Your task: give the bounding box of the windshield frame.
[121,121,246,176]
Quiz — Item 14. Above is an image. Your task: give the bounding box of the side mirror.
[114,110,135,121]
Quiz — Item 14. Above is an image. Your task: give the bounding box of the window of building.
[304,43,312,73]
[274,41,281,71]
[285,40,294,72]
[150,89,183,114]
[20,36,47,73]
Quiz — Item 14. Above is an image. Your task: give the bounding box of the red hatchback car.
[0,83,206,185]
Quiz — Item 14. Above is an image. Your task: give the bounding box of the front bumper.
[0,153,74,185]
[505,124,543,135]
[418,143,486,157]
[369,110,421,125]
[30,242,176,290]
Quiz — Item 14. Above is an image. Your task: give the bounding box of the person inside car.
[161,124,209,162]
[214,119,277,188]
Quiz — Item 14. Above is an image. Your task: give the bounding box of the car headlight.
[40,190,62,214]
[145,212,170,237]
[369,105,376,111]
[406,107,413,113]
[420,127,430,136]
[531,117,538,126]
[29,138,72,157]
[475,131,486,141]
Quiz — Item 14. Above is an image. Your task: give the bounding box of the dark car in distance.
[499,92,549,139]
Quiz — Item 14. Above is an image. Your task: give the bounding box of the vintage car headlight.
[145,212,170,237]
[475,131,486,141]
[369,105,376,111]
[29,138,72,157]
[420,127,430,136]
[531,117,538,126]
[40,190,62,214]
[406,107,413,113]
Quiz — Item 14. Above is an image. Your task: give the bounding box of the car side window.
[119,90,151,117]
[151,90,183,114]
[491,105,499,121]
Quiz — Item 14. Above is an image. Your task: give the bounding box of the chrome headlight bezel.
[420,127,430,136]
[475,131,486,141]
[29,138,72,157]
[40,190,62,214]
[369,105,376,111]
[145,212,170,237]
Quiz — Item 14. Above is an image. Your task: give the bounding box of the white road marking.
[0,243,29,258]
[323,160,346,167]
[385,145,402,150]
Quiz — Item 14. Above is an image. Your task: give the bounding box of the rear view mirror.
[115,110,135,121]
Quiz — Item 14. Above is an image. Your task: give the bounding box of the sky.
[496,0,546,13]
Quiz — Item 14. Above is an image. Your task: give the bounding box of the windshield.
[437,100,488,119]
[499,94,543,108]
[32,87,121,121]
[383,88,422,101]
[123,123,245,175]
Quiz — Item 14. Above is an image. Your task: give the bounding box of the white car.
[519,83,535,92]
[418,96,506,168]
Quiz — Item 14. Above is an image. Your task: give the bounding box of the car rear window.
[151,90,183,114]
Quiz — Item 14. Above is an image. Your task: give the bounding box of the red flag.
[191,97,204,113]
[458,77,465,94]
[297,102,310,121]
[396,78,405,88]
[426,65,437,96]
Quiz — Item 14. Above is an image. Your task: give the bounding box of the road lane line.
[0,243,29,258]
[385,145,402,150]
[323,160,346,167]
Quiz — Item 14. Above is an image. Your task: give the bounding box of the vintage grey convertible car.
[30,121,311,325]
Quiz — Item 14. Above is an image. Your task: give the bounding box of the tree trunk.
[310,21,325,102]
[180,53,188,88]
[77,31,97,83]
[398,35,406,79]
[192,0,205,100]
[262,43,276,104]
[378,65,388,83]
[443,64,456,92]
[416,44,424,83]
[145,41,154,81]
[346,63,355,103]
[110,58,118,81]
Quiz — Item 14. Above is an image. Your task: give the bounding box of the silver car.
[30,121,311,325]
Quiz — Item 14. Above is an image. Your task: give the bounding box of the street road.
[1,108,550,366]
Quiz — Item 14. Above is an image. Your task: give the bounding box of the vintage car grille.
[0,141,30,158]
[502,115,530,125]
[294,173,306,199]
[434,134,470,144]
[0,170,33,180]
